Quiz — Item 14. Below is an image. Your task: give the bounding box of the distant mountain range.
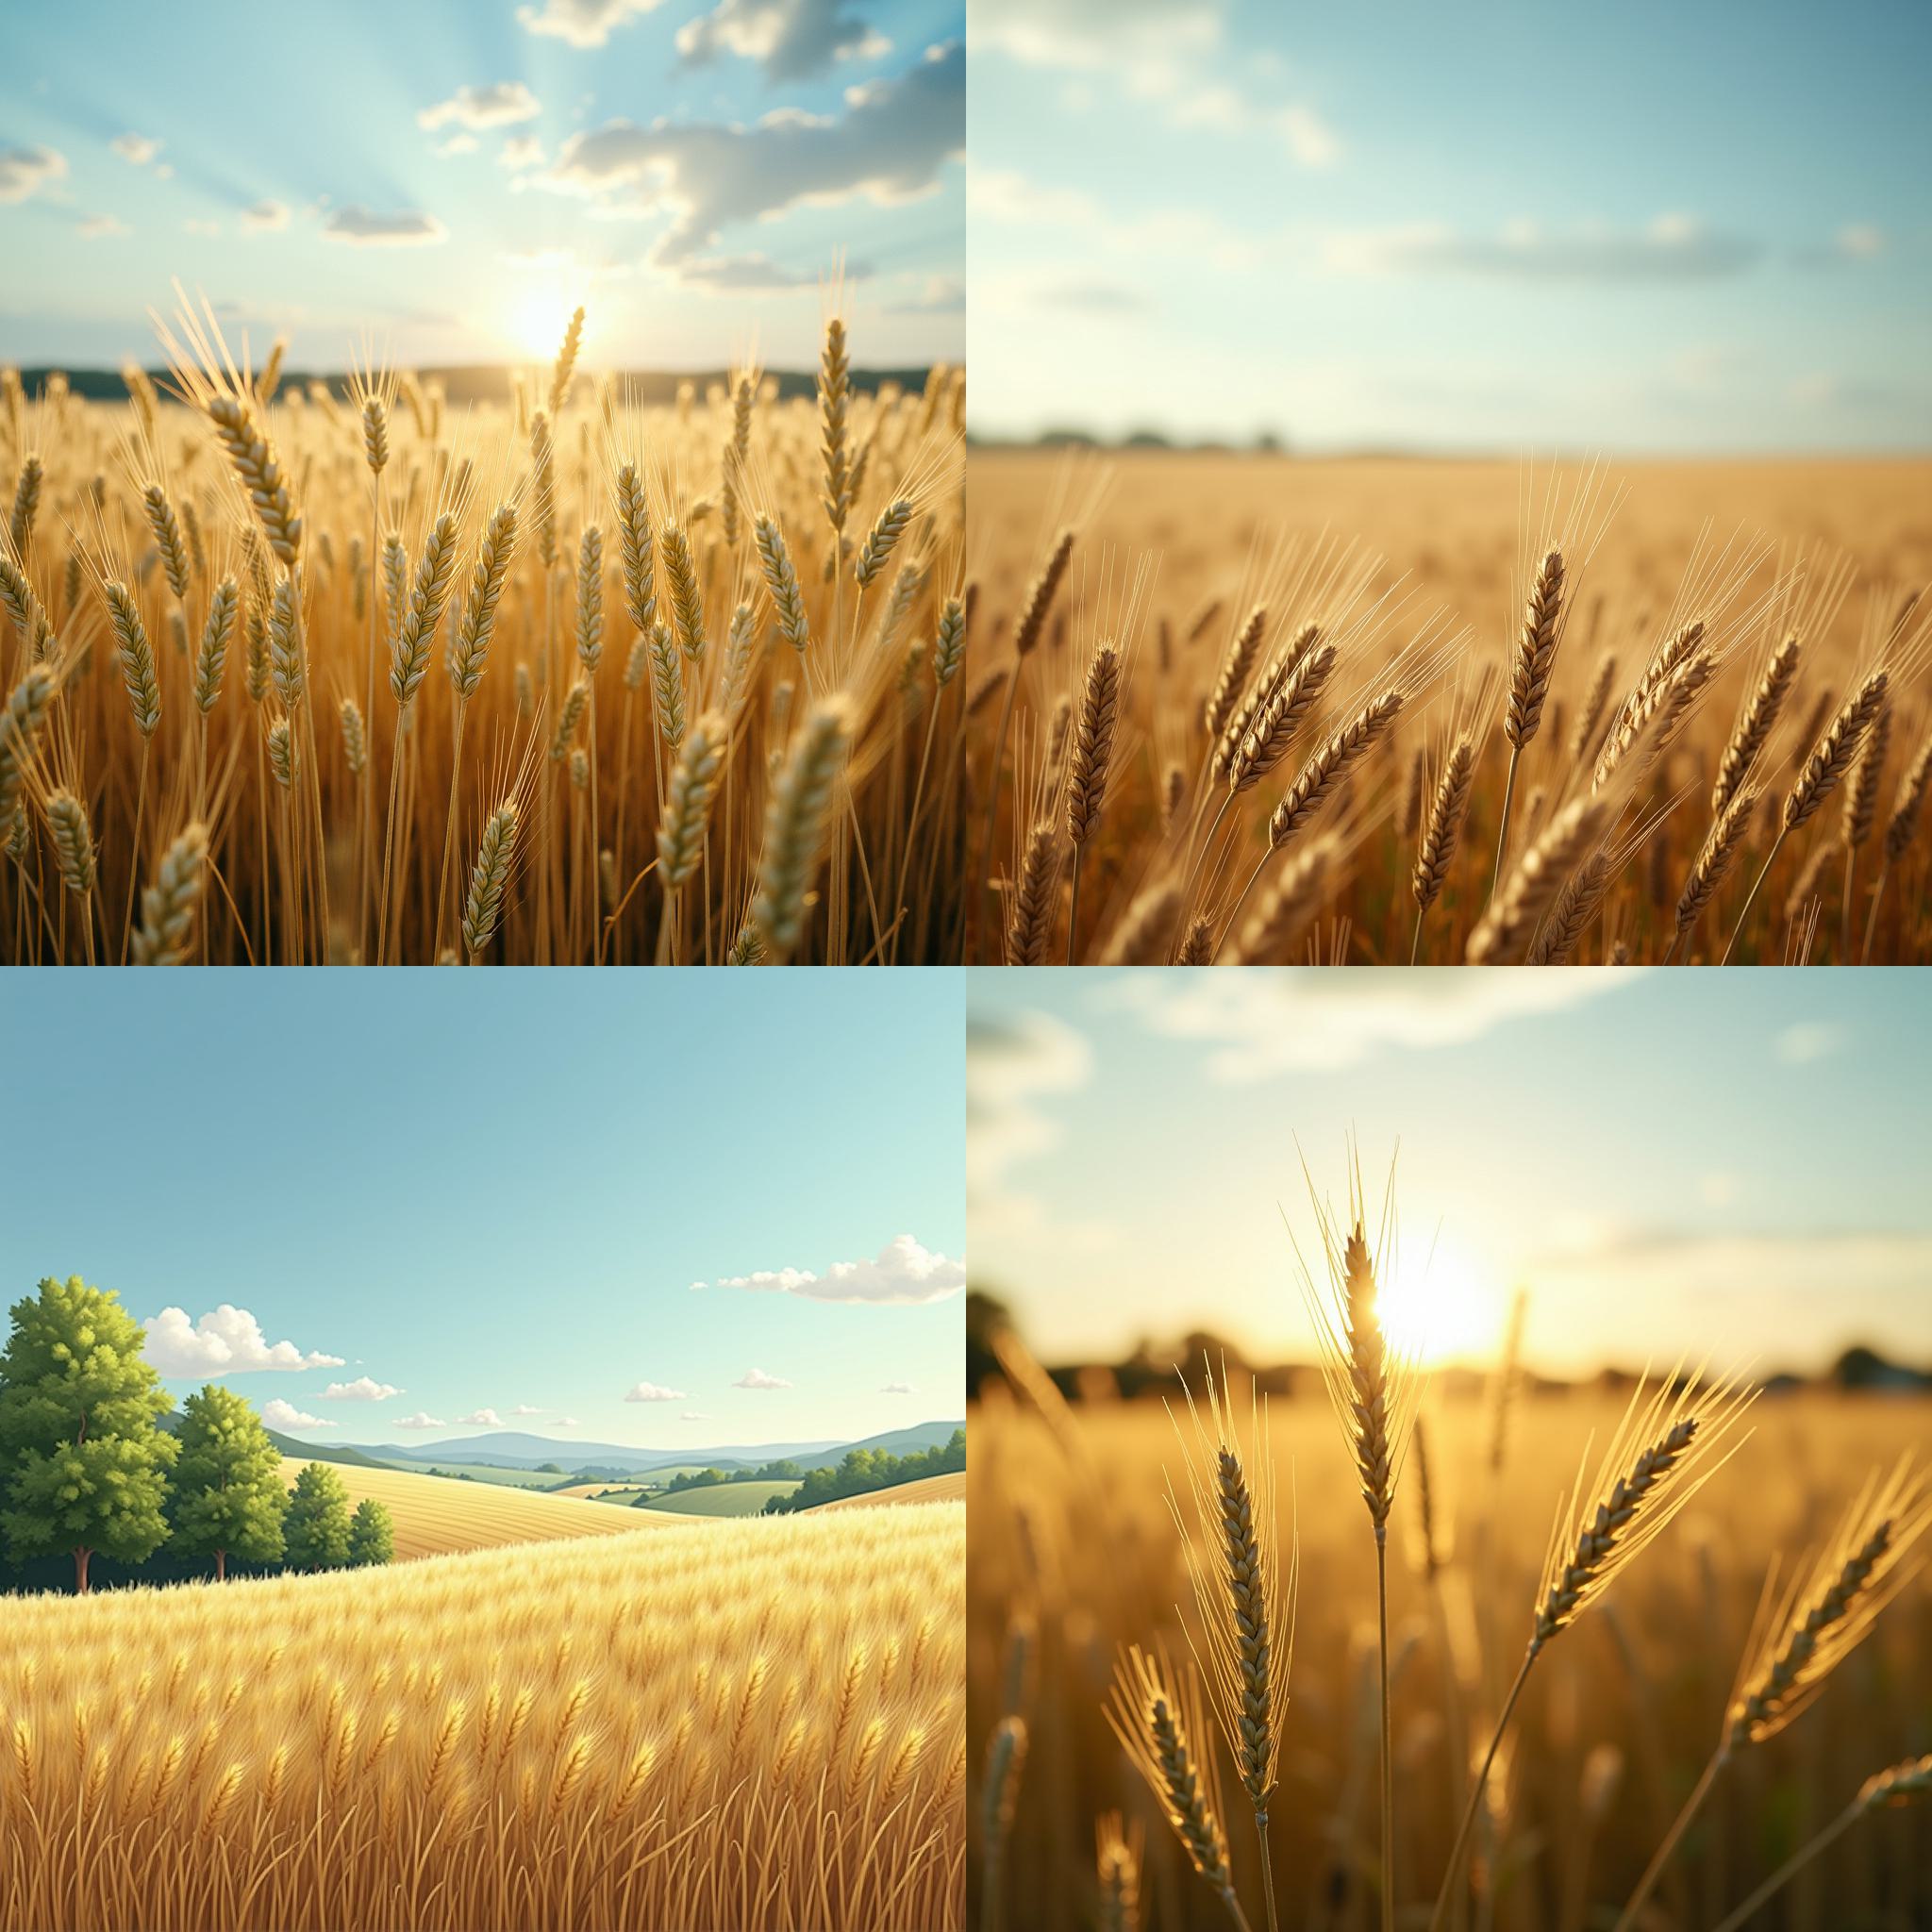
[343,1420,965,1476]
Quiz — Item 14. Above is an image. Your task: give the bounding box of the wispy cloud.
[625,1380,688,1402]
[0,145,68,204]
[241,200,290,233]
[77,215,129,240]
[695,1235,963,1305]
[142,1305,345,1376]
[735,1367,793,1390]
[109,133,161,166]
[418,82,541,131]
[1324,215,1761,283]
[966,1008,1095,1241]
[881,1380,915,1394]
[681,1410,713,1421]
[885,274,964,315]
[516,0,650,47]
[261,1398,334,1429]
[325,207,447,246]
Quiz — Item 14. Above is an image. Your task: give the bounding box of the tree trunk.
[75,1547,92,1593]
[216,1548,227,1582]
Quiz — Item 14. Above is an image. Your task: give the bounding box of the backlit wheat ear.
[1106,1646,1249,1932]
[1231,640,1335,796]
[1594,638,1713,789]
[1884,728,1932,864]
[1169,1359,1297,1839]
[1568,648,1618,762]
[1101,878,1182,965]
[980,1714,1027,1932]
[361,395,388,475]
[1004,819,1061,966]
[1786,670,1887,831]
[1506,547,1564,749]
[339,698,367,775]
[1218,624,1319,785]
[1411,736,1476,917]
[1728,1455,1929,1748]
[549,678,591,763]
[1065,643,1120,846]
[614,461,657,630]
[0,553,56,661]
[1013,530,1074,659]
[1204,607,1267,746]
[753,694,854,957]
[206,395,302,565]
[105,581,161,739]
[449,503,519,699]
[548,305,585,418]
[192,576,238,715]
[1673,786,1757,946]
[1235,836,1333,964]
[661,522,707,660]
[1840,698,1891,853]
[1466,795,1607,964]
[575,524,605,673]
[266,714,297,790]
[818,315,852,535]
[1176,911,1216,964]
[755,513,810,653]
[461,802,518,960]
[648,625,686,749]
[10,454,42,556]
[0,664,58,841]
[1713,635,1799,817]
[391,513,460,706]
[1095,1814,1141,1932]
[130,823,208,964]
[142,484,190,600]
[1268,691,1403,849]
[1525,845,1612,964]
[45,789,94,895]
[657,711,728,889]
[1533,1366,1756,1653]
[855,497,912,590]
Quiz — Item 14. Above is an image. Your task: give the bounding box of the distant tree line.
[659,1458,808,1494]
[760,1429,965,1514]
[0,1275,393,1593]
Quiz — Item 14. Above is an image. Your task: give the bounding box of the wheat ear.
[1713,635,1799,817]
[1204,607,1267,748]
[753,694,854,957]
[1669,786,1757,957]
[1268,691,1403,849]
[1230,640,1335,796]
[1410,735,1476,958]
[1466,795,1606,963]
[461,803,518,961]
[129,823,209,964]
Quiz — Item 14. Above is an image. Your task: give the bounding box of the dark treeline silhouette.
[760,1428,965,1514]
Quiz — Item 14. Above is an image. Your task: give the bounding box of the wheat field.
[969,1374,1930,1932]
[0,1499,963,1931]
[270,1458,686,1559]
[964,452,1932,967]
[0,296,965,965]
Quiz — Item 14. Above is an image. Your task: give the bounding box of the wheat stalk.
[754,695,853,957]
[1713,635,1799,817]
[129,823,208,964]
[1467,795,1606,963]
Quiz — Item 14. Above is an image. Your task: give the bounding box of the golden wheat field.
[0,1499,963,1932]
[0,301,965,965]
[270,1458,686,1560]
[968,1376,1931,1932]
[964,452,1932,967]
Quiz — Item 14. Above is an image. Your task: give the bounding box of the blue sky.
[969,969,1932,1375]
[1,970,964,1450]
[970,0,1932,450]
[0,0,963,370]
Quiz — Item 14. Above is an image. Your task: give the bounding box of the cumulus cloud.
[625,1380,688,1402]
[391,1411,448,1429]
[1324,215,1760,283]
[681,1410,712,1421]
[555,1416,581,1426]
[242,200,290,232]
[78,215,129,240]
[1277,106,1338,169]
[325,207,447,245]
[517,0,654,46]
[881,1381,915,1394]
[697,1235,964,1305]
[142,1305,345,1376]
[437,134,479,157]
[0,145,68,203]
[500,135,546,171]
[110,133,161,166]
[678,0,888,82]
[509,1403,545,1416]
[419,82,541,131]
[456,1407,505,1426]
[735,1368,792,1390]
[541,39,960,283]
[318,1376,402,1402]
[261,1398,334,1429]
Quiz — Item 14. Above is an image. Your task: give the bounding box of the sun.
[1374,1229,1505,1368]
[507,282,583,366]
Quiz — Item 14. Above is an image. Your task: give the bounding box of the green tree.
[0,1274,178,1592]
[170,1383,286,1581]
[283,1462,352,1570]
[346,1497,395,1566]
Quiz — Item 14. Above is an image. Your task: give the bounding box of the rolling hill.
[810,1472,968,1510]
[635,1480,803,1518]
[341,1420,966,1474]
[274,1457,690,1560]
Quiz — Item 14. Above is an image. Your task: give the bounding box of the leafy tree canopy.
[171,1383,287,1574]
[347,1496,395,1566]
[283,1461,352,1570]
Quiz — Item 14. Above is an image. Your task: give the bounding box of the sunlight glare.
[1375,1231,1504,1368]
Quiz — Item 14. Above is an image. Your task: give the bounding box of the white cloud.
[242,200,290,232]
[1276,105,1338,169]
[77,215,129,240]
[517,0,655,46]
[1776,1021,1845,1065]
[0,145,68,203]
[456,1407,505,1426]
[318,1376,402,1402]
[500,135,546,171]
[698,1234,964,1305]
[681,1410,712,1421]
[142,1305,346,1377]
[260,1398,334,1429]
[509,1403,545,1416]
[881,1380,915,1394]
[391,1412,448,1429]
[1323,216,1759,283]
[625,1380,688,1402]
[735,1368,792,1390]
[1098,971,1641,1081]
[677,0,888,81]
[110,133,161,166]
[325,207,447,245]
[967,1007,1095,1240]
[437,134,480,157]
[555,1416,581,1426]
[541,40,960,284]
[418,82,541,131]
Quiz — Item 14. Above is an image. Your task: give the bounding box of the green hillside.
[636,1480,802,1518]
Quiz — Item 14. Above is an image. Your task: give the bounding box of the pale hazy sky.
[0,0,963,371]
[969,969,1932,1376]
[969,0,1932,450]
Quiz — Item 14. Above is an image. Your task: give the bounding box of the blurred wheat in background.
[0,296,966,964]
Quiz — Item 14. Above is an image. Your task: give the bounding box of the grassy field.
[967,452,1932,966]
[0,305,966,965]
[549,1482,650,1503]
[275,1457,681,1559]
[380,1458,573,1489]
[637,1479,803,1518]
[816,1470,969,1510]
[969,1380,1930,1931]
[1,1499,963,1930]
